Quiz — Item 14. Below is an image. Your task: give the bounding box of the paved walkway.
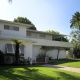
[42,64,80,73]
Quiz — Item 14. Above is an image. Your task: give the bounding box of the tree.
[70,11,80,58]
[13,17,37,30]
[12,39,22,65]
[70,12,80,31]
[46,30,68,42]
[47,30,59,34]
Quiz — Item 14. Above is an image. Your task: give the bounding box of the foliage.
[0,50,4,64]
[70,11,80,58]
[12,39,23,64]
[46,30,60,34]
[14,16,37,30]
[70,12,80,30]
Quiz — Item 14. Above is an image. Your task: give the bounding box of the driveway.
[42,64,80,73]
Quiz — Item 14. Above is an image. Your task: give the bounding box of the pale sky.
[0,0,80,35]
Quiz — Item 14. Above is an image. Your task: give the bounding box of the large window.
[4,25,19,31]
[6,44,24,55]
[6,44,14,53]
[39,34,46,38]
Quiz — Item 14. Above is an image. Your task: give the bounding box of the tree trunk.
[57,50,60,60]
[15,43,19,65]
[79,26,80,41]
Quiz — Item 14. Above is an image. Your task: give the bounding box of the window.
[6,44,14,53]
[6,44,24,55]
[14,27,19,31]
[20,45,24,54]
[39,34,46,38]
[4,25,9,30]
[27,32,31,36]
[4,25,19,31]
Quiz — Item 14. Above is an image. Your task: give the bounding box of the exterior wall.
[46,35,52,40]
[32,45,41,61]
[32,45,67,61]
[0,39,11,53]
[32,38,73,48]
[47,49,66,59]
[46,50,58,59]
[59,50,66,59]
[0,23,27,37]
[27,32,52,40]
[24,41,33,59]
[0,39,33,62]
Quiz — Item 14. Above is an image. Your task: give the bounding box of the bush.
[0,50,4,64]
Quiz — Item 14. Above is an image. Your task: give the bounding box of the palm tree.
[13,40,22,65]
[70,12,80,30]
[70,12,80,41]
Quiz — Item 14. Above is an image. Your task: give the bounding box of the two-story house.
[0,19,73,64]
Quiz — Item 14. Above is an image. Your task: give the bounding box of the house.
[0,19,73,64]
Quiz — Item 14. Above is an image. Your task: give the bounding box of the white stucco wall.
[0,23,27,37]
[46,49,58,59]
[47,49,66,59]
[32,45,67,61]
[32,45,41,61]
[0,39,11,53]
[24,41,33,59]
[59,50,66,59]
[32,38,73,48]
[0,39,33,60]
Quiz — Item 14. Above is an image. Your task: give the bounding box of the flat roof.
[0,19,32,28]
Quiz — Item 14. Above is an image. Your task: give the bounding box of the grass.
[0,66,80,80]
[50,59,80,68]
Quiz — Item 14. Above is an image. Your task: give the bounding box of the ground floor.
[0,39,71,64]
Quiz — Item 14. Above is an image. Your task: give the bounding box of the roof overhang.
[27,30,67,37]
[0,19,32,28]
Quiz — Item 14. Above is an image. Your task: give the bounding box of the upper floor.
[0,19,68,42]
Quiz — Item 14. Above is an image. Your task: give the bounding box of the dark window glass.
[4,25,19,31]
[14,27,19,31]
[4,25,9,30]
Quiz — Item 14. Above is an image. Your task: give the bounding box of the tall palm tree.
[70,12,80,30]
[70,12,80,41]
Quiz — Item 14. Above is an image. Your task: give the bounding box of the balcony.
[29,38,73,48]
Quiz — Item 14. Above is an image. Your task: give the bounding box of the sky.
[0,0,80,35]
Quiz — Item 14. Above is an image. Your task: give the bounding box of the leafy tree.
[13,40,22,65]
[47,30,59,34]
[13,17,37,30]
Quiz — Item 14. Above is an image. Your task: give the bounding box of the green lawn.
[51,59,80,68]
[0,66,80,80]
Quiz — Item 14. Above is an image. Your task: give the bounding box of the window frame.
[6,44,15,53]
[4,25,19,31]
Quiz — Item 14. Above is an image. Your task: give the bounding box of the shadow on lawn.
[0,66,55,80]
[52,59,80,65]
[53,71,80,80]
